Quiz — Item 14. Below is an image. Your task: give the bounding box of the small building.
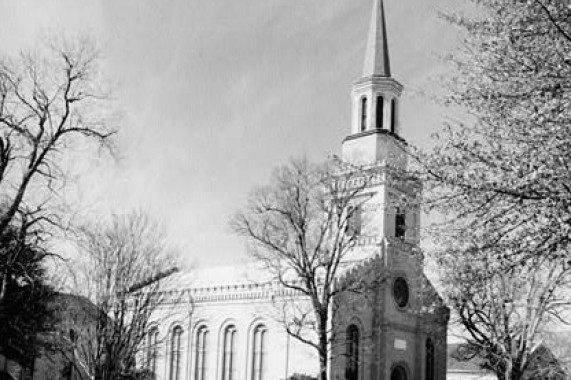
[446,342,570,380]
[0,293,97,380]
[446,344,495,380]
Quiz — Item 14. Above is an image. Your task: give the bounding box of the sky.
[0,0,464,269]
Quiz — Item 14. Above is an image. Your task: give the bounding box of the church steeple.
[342,0,406,167]
[363,0,391,78]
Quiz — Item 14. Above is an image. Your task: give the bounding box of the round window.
[393,277,409,308]
[390,365,408,380]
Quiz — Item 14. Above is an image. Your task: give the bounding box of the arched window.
[251,325,267,380]
[376,95,384,129]
[360,97,368,132]
[345,325,359,380]
[391,365,408,380]
[147,327,159,374]
[425,339,435,380]
[195,326,209,380]
[170,326,183,380]
[222,325,237,380]
[390,99,397,134]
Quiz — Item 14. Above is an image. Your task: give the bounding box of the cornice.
[342,128,407,144]
[157,280,308,305]
[352,75,404,93]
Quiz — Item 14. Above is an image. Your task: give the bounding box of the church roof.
[363,0,391,78]
[168,254,379,292]
[168,262,274,290]
[447,340,571,377]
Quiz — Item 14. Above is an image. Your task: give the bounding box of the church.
[146,1,449,380]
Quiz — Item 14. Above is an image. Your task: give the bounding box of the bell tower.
[340,0,419,247]
[342,0,406,169]
[332,5,449,380]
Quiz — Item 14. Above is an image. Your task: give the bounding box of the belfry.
[330,1,450,379]
[342,0,406,169]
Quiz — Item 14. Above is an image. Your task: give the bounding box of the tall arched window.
[345,325,359,380]
[360,97,368,132]
[251,325,267,380]
[195,326,209,380]
[222,325,237,380]
[170,326,183,380]
[376,95,384,129]
[425,339,435,380]
[147,327,159,375]
[391,365,408,380]
[390,99,397,134]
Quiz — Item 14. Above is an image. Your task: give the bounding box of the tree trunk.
[497,361,524,380]
[317,312,328,380]
[509,368,523,380]
[319,339,328,380]
[0,271,6,302]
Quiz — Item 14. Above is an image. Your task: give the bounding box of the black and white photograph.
[0,0,570,379]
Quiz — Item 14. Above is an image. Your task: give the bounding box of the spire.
[362,0,391,78]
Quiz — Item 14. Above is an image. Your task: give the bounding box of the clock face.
[393,277,409,308]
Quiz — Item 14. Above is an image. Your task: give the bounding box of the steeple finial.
[363,0,391,77]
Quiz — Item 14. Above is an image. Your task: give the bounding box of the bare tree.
[439,247,571,379]
[231,157,396,380]
[52,211,186,380]
[0,36,116,303]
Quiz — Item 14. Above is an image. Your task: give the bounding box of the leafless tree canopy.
[232,157,387,380]
[0,36,116,303]
[53,211,182,380]
[440,250,571,379]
